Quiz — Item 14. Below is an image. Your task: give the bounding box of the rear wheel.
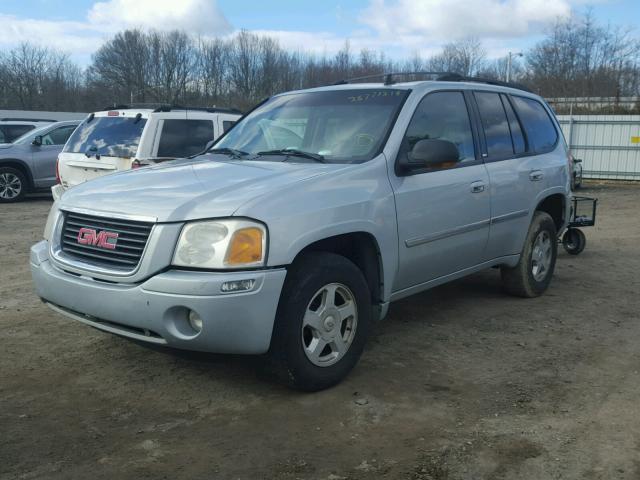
[266,252,372,391]
[0,167,27,203]
[501,211,558,298]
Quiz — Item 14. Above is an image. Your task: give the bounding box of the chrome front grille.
[60,211,154,270]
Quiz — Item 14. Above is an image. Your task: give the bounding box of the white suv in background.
[56,106,240,196]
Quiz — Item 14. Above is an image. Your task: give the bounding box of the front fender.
[235,156,399,302]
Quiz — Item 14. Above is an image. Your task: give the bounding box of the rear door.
[473,91,546,259]
[31,124,77,187]
[390,90,491,292]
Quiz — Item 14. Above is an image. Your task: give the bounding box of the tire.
[562,228,586,255]
[501,211,558,298]
[265,252,372,391]
[0,167,27,203]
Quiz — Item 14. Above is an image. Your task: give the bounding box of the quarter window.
[157,120,215,158]
[511,96,558,152]
[401,91,475,169]
[474,92,513,158]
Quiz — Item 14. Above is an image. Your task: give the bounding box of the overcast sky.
[1,0,639,64]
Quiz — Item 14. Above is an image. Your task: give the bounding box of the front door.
[31,125,77,187]
[389,90,491,292]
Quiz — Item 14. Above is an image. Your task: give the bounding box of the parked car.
[31,75,571,391]
[0,121,79,202]
[0,119,53,144]
[55,106,241,196]
[571,154,583,189]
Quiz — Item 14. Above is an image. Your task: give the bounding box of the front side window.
[400,91,475,169]
[64,116,147,158]
[511,96,558,152]
[157,120,215,158]
[475,92,513,158]
[41,125,77,146]
[215,89,408,163]
[222,120,235,132]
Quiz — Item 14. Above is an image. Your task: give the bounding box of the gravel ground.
[1,183,639,480]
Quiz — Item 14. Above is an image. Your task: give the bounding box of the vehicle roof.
[278,80,541,100]
[0,120,55,125]
[91,106,241,118]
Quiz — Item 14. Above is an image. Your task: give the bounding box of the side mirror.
[402,139,460,171]
[32,135,43,146]
[573,158,582,163]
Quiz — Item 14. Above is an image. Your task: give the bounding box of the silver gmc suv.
[31,74,571,391]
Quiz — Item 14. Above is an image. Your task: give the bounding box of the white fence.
[555,113,640,181]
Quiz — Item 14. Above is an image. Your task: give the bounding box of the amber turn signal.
[224,227,264,266]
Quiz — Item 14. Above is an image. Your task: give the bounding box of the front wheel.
[0,167,27,203]
[266,252,372,391]
[501,211,558,298]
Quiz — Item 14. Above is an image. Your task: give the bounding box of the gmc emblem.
[76,227,119,250]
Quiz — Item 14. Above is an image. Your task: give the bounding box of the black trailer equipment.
[561,196,598,255]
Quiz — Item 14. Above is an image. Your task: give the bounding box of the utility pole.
[506,51,523,82]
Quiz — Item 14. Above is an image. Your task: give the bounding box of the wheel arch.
[290,231,384,313]
[535,191,567,232]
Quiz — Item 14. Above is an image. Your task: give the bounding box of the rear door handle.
[529,170,544,181]
[470,181,485,193]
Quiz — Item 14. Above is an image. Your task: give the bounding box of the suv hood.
[59,156,347,222]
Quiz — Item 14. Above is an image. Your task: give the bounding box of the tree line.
[0,12,639,113]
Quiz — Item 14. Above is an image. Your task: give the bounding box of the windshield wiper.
[206,147,250,159]
[256,149,326,163]
[190,147,250,159]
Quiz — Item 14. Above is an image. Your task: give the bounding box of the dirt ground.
[1,183,639,480]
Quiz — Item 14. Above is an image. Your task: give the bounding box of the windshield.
[64,116,147,158]
[215,89,408,163]
[13,125,51,144]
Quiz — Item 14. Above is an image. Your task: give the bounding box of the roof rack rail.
[334,71,454,86]
[331,71,532,92]
[435,73,533,93]
[100,103,242,114]
[0,117,55,122]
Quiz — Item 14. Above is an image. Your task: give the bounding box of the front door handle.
[529,170,544,181]
[470,181,485,193]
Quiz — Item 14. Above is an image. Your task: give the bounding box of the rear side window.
[2,125,34,142]
[157,120,215,158]
[501,95,526,154]
[511,96,558,152]
[64,117,147,158]
[474,92,513,158]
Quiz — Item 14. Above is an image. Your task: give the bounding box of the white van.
[56,106,240,194]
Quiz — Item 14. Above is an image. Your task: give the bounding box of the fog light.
[221,279,256,293]
[188,310,203,332]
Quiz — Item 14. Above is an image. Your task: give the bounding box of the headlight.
[173,219,267,269]
[43,202,61,241]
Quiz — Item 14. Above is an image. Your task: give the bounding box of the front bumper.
[30,240,287,354]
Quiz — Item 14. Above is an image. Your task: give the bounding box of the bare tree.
[428,37,486,76]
